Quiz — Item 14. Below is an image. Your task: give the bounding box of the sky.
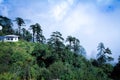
[0,0,120,62]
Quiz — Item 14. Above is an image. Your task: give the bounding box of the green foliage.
[110,56,120,80]
[66,36,85,55]
[97,42,114,65]
[0,41,38,80]
[30,23,46,43]
[21,28,32,41]
[0,15,14,35]
[47,31,65,54]
[14,17,25,35]
[48,61,69,79]
[38,68,51,80]
[0,42,13,73]
[0,72,20,80]
[31,43,49,67]
[0,40,114,80]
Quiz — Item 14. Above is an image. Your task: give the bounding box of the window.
[7,37,13,40]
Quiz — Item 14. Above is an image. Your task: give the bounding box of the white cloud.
[51,2,67,20]
[67,0,74,5]
[58,3,96,36]
[50,0,74,21]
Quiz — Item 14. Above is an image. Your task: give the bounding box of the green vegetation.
[0,41,113,80]
[0,15,119,80]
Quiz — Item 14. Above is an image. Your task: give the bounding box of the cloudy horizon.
[0,0,120,62]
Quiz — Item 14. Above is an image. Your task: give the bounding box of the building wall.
[4,37,18,42]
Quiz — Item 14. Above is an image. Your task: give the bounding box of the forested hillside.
[0,15,120,80]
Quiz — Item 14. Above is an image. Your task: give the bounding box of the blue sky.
[0,0,120,62]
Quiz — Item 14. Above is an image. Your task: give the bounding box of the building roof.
[0,36,4,39]
[0,36,4,41]
[4,35,19,38]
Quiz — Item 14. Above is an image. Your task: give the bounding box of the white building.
[0,35,19,42]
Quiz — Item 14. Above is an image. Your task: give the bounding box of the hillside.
[0,41,115,80]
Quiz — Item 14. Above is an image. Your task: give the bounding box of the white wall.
[4,37,18,42]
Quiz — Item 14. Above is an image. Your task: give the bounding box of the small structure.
[0,35,19,42]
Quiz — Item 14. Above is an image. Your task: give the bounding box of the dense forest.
[0,15,120,80]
